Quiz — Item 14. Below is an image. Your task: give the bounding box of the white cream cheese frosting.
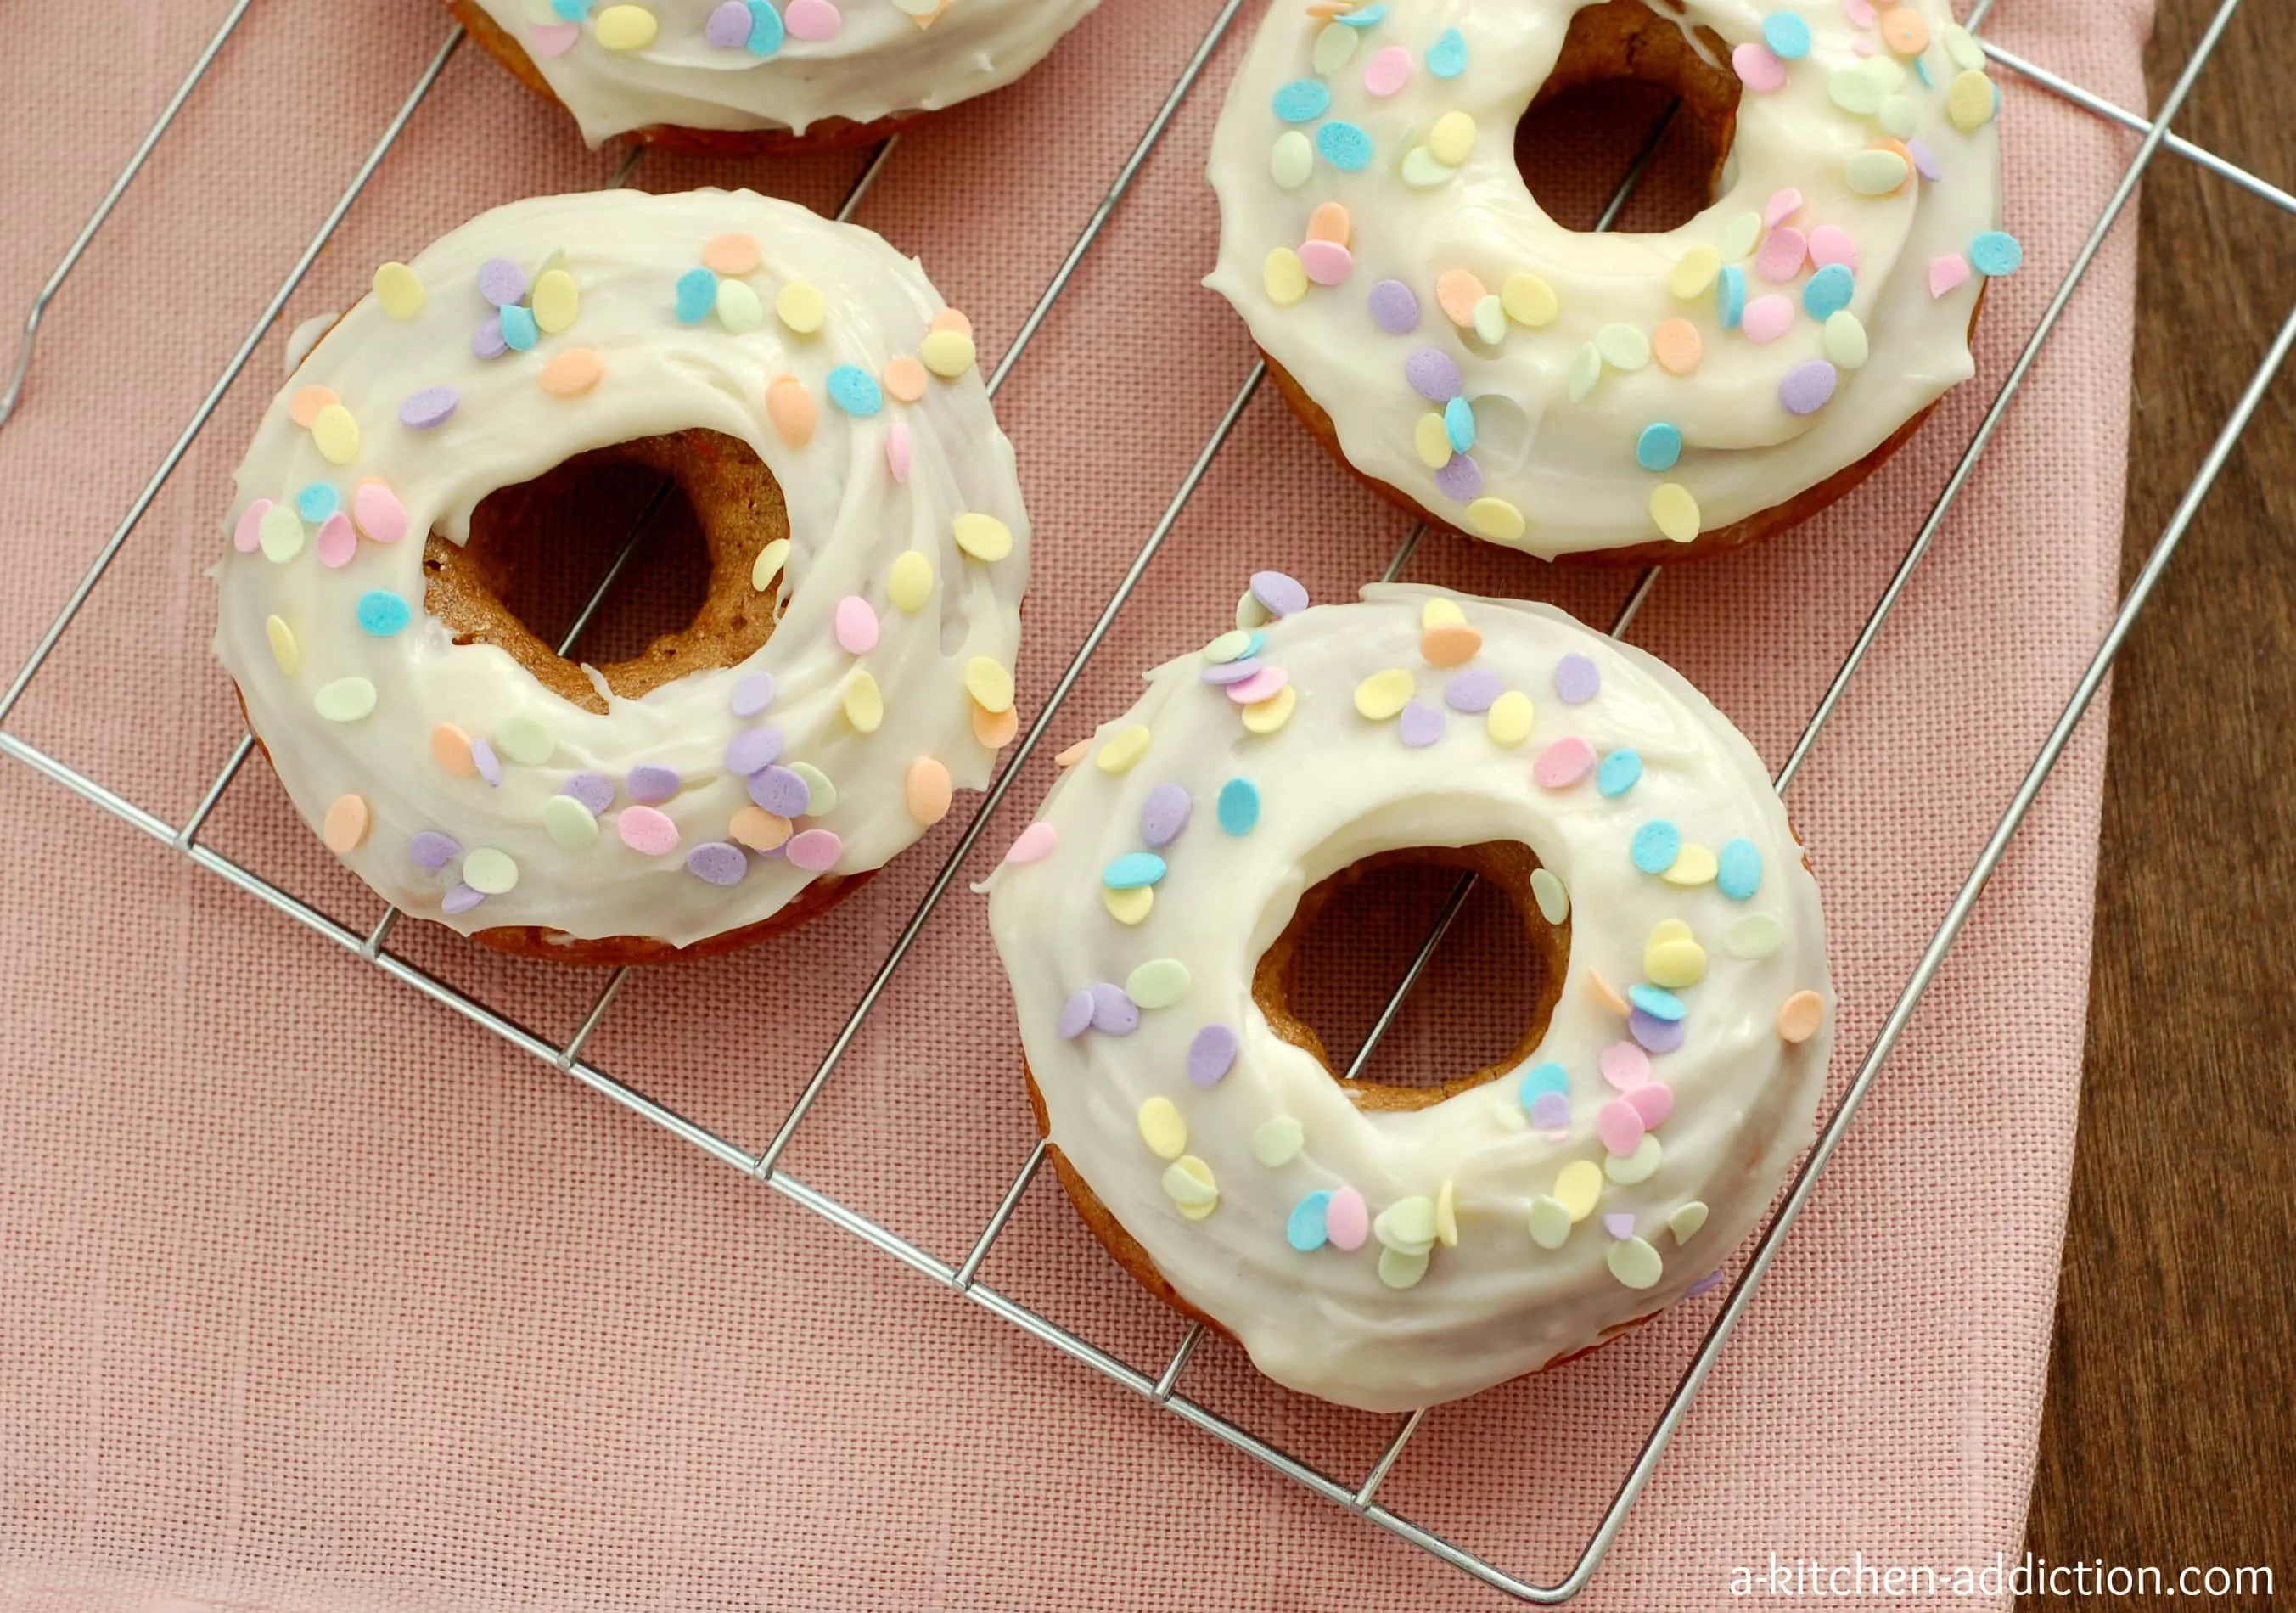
[469,0,1103,143]
[1207,0,2010,558]
[213,188,1029,950]
[985,583,1832,1412]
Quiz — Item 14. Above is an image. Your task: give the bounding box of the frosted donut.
[456,0,1102,150]
[213,188,1028,964]
[985,582,1832,1411]
[1207,0,2013,561]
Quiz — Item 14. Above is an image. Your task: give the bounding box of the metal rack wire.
[1,0,2284,1599]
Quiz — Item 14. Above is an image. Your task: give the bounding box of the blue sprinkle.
[1629,983,1687,1022]
[745,0,784,55]
[1803,262,1855,320]
[1287,1191,1333,1252]
[1272,79,1333,123]
[826,364,883,417]
[1914,52,1934,87]
[1103,851,1168,890]
[1427,27,1468,78]
[500,303,539,351]
[1521,1061,1569,1099]
[1333,2,1386,25]
[1717,839,1764,901]
[1761,11,1811,59]
[1239,630,1268,660]
[1970,230,2024,277]
[551,0,588,18]
[1444,395,1476,452]
[1316,121,1373,172]
[1716,264,1746,330]
[356,591,411,637]
[674,267,716,324]
[1217,778,1260,835]
[1631,820,1681,874]
[296,482,340,523]
[1636,423,1682,472]
[1597,750,1642,798]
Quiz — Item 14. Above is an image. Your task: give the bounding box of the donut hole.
[1514,0,1738,234]
[1254,844,1566,1110]
[423,429,790,715]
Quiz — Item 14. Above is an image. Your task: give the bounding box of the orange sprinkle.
[905,757,954,824]
[1305,3,1351,17]
[429,722,477,778]
[1878,6,1929,54]
[1305,201,1351,246]
[728,806,793,851]
[321,794,370,853]
[1587,969,1631,1016]
[1053,735,1092,768]
[702,232,761,275]
[882,355,929,403]
[1434,268,1486,328]
[1653,318,1703,375]
[289,385,338,428]
[540,347,603,396]
[974,702,1019,750]
[1777,990,1827,1043]
[929,307,973,338]
[767,375,816,446]
[1420,622,1482,666]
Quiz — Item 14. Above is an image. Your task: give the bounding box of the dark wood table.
[2019,0,2293,1600]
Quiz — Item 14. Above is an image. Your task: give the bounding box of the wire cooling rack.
[2,0,2288,1600]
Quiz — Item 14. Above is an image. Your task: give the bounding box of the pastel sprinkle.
[312,404,359,465]
[1765,187,1805,228]
[1970,231,2023,276]
[1761,12,1810,59]
[1650,482,1701,544]
[826,365,882,416]
[726,806,788,853]
[1103,851,1167,891]
[1096,724,1152,773]
[752,537,791,593]
[919,328,976,377]
[1946,69,1997,131]
[1595,323,1651,371]
[539,348,603,396]
[532,269,578,334]
[1756,226,1807,284]
[1669,246,1720,301]
[1533,736,1595,789]
[1733,41,1786,93]
[1003,822,1057,865]
[1653,318,1702,375]
[538,795,596,852]
[1325,1186,1369,1250]
[314,514,356,568]
[1824,311,1870,369]
[1354,668,1415,721]
[1636,423,1682,472]
[786,829,842,873]
[462,847,519,895]
[356,591,410,636]
[440,885,485,915]
[687,842,749,886]
[1780,360,1838,415]
[594,3,660,48]
[499,303,539,351]
[1929,254,1972,298]
[1631,820,1682,874]
[964,657,1014,713]
[407,830,459,870]
[1364,44,1410,96]
[1090,981,1138,1036]
[1165,1157,1217,1219]
[1608,1237,1664,1290]
[1405,347,1462,402]
[1137,1098,1187,1161]
[1427,110,1475,166]
[1669,1202,1709,1244]
[321,794,369,853]
[313,677,375,722]
[1288,1192,1333,1251]
[1272,79,1332,121]
[373,261,424,319]
[476,257,527,308]
[1777,990,1827,1042]
[833,594,879,655]
[351,481,407,542]
[1103,885,1154,925]
[1057,992,1094,1039]
[1529,1197,1572,1250]
[1299,239,1352,286]
[726,726,786,778]
[1126,958,1190,1009]
[1715,265,1747,329]
[1804,262,1855,320]
[1597,750,1642,797]
[1554,1160,1603,1222]
[1189,1025,1239,1088]
[1742,293,1794,345]
[1427,27,1467,77]
[1726,913,1786,959]
[783,0,839,41]
[1317,121,1373,171]
[1845,149,1911,195]
[1444,667,1500,711]
[264,615,298,673]
[1530,867,1569,925]
[1718,839,1764,900]
[887,550,933,615]
[1241,686,1296,734]
[1501,273,1557,328]
[1554,654,1600,705]
[1217,778,1260,835]
[1486,690,1534,747]
[1398,700,1444,747]
[1271,130,1314,188]
[1629,983,1687,1024]
[1369,279,1420,334]
[1314,20,1358,76]
[842,671,884,733]
[560,773,615,815]
[1465,497,1524,542]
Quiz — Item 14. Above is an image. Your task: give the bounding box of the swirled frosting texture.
[213,188,1028,949]
[987,587,1832,1411]
[469,0,1102,142]
[1208,0,2007,558]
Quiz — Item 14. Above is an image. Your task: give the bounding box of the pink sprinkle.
[316,513,357,568]
[1298,239,1353,287]
[1732,42,1786,93]
[1807,224,1859,272]
[1532,736,1596,789]
[1627,1081,1676,1129]
[783,0,841,39]
[787,828,842,871]
[1004,822,1058,865]
[352,481,407,543]
[1851,35,1874,55]
[1597,1099,1647,1158]
[1325,1186,1369,1251]
[1928,254,1971,298]
[233,499,271,554]
[531,21,581,57]
[1742,294,1795,344]
[1599,1042,1651,1092]
[1363,44,1412,96]
[1842,0,1878,23]
[617,806,680,857]
[1763,188,1804,229]
[834,594,879,655]
[1227,666,1289,705]
[887,420,912,485]
[1754,226,1807,284]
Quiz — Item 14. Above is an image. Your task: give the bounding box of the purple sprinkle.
[1445,668,1502,713]
[1432,452,1483,503]
[731,672,776,717]
[408,830,460,870]
[627,764,680,803]
[1405,346,1463,402]
[1200,657,1264,686]
[1687,1269,1726,1297]
[1555,653,1601,705]
[441,883,486,915]
[1368,279,1420,334]
[471,315,508,361]
[1141,783,1193,848]
[725,726,784,776]
[561,772,615,815]
[471,738,502,787]
[747,764,811,818]
[1187,1024,1239,1087]
[703,0,753,46]
[398,385,459,430]
[1907,137,1941,183]
[1779,360,1838,417]
[1088,981,1139,1037]
[1629,1008,1687,1054]
[1529,1091,1571,1129]
[1398,699,1444,748]
[1602,1211,1636,1240]
[1058,990,1095,1039]
[476,256,528,308]
[686,841,749,886]
[1249,570,1310,618]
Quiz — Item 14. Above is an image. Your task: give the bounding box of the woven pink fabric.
[0,1,2148,1606]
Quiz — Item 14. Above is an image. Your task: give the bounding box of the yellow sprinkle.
[462,847,519,895]
[1668,1201,1709,1244]
[593,3,658,50]
[1270,129,1314,189]
[888,550,932,612]
[1608,1236,1664,1289]
[258,503,305,564]
[1529,1195,1572,1250]
[919,328,975,377]
[842,670,884,733]
[1263,246,1309,306]
[952,512,1013,562]
[751,537,790,593]
[1413,412,1452,469]
[776,281,826,334]
[373,261,424,320]
[1235,588,1271,630]
[1137,1098,1187,1161]
[311,403,359,465]
[1241,685,1296,734]
[1104,884,1154,925]
[1946,69,1997,132]
[1605,1134,1664,1184]
[321,794,369,854]
[1650,918,1693,945]
[531,268,578,334]
[1719,210,1762,260]
[964,657,1014,713]
[1650,482,1701,544]
[264,615,299,674]
[1823,310,1869,370]
[1311,18,1358,73]
[1421,598,1466,629]
[1434,1177,1459,1248]
[1163,1155,1218,1218]
[1428,110,1476,166]
[1663,843,1720,886]
[1644,936,1709,989]
[1095,723,1152,773]
[1941,22,1984,70]
[1554,1160,1603,1222]
[1500,271,1557,329]
[716,278,765,333]
[1595,323,1651,371]
[1378,1247,1429,1289]
[1669,244,1721,300]
[1465,497,1525,542]
[1485,689,1534,746]
[1353,667,1413,720]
